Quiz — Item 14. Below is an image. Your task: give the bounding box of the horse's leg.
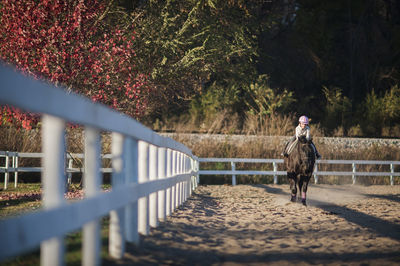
[298,177,304,203]
[300,175,310,206]
[288,173,297,202]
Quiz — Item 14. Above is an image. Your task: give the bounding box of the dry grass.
[1,124,399,185]
[243,113,295,136]
[172,135,400,185]
[153,112,300,135]
[0,126,42,152]
[0,126,113,154]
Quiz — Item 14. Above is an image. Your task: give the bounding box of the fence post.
[171,150,176,213]
[390,163,394,186]
[14,153,18,188]
[175,153,181,209]
[179,153,184,205]
[186,156,191,199]
[4,152,9,190]
[149,144,158,228]
[124,137,139,244]
[192,158,196,191]
[138,141,149,235]
[185,155,190,201]
[67,158,73,185]
[109,132,125,259]
[40,114,66,266]
[158,147,167,222]
[352,163,356,185]
[82,126,101,266]
[314,164,318,184]
[191,158,196,192]
[231,161,236,186]
[181,155,185,203]
[196,160,200,185]
[273,162,278,184]
[165,149,172,217]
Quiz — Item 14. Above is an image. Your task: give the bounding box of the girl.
[281,115,321,159]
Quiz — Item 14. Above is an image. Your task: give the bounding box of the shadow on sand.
[103,186,400,265]
[259,184,400,241]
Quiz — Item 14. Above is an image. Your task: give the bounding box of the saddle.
[286,139,298,155]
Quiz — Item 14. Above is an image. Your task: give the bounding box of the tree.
[360,85,400,136]
[322,86,352,134]
[130,0,263,118]
[0,0,148,129]
[258,0,400,127]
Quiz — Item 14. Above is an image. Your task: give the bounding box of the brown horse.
[283,136,316,205]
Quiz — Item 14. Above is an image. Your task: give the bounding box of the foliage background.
[127,0,400,137]
[1,0,400,137]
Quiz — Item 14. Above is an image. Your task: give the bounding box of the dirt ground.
[104,184,400,266]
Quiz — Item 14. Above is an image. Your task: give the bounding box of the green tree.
[130,0,265,118]
[245,75,295,118]
[322,86,352,134]
[360,85,400,136]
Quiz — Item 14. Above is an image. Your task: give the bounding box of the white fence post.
[175,153,181,209]
[138,141,149,235]
[125,138,139,244]
[158,147,167,222]
[390,163,394,186]
[179,153,183,206]
[314,164,319,184]
[149,144,158,228]
[40,114,66,266]
[83,126,102,266]
[185,156,190,200]
[231,161,236,186]
[181,155,185,203]
[183,156,187,201]
[4,152,9,190]
[196,160,200,185]
[109,132,126,259]
[273,162,278,184]
[14,154,18,188]
[166,149,172,217]
[67,158,73,185]
[171,151,176,213]
[352,163,356,185]
[190,158,195,192]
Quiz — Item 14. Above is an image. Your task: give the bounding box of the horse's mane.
[285,136,315,175]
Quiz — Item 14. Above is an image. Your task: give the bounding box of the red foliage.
[0,0,148,129]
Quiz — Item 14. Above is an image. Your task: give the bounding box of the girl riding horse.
[281,115,321,159]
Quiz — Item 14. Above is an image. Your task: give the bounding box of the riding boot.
[311,141,321,159]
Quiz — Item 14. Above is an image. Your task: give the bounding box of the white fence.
[2,154,399,189]
[0,65,199,266]
[199,158,400,185]
[0,151,114,190]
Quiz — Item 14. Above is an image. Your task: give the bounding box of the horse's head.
[298,135,310,144]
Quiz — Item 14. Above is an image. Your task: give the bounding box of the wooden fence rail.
[199,158,400,186]
[0,65,199,266]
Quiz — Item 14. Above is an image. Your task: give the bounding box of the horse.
[283,135,316,205]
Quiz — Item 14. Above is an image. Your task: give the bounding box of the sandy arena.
[104,184,400,265]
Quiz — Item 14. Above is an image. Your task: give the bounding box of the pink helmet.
[299,115,309,124]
